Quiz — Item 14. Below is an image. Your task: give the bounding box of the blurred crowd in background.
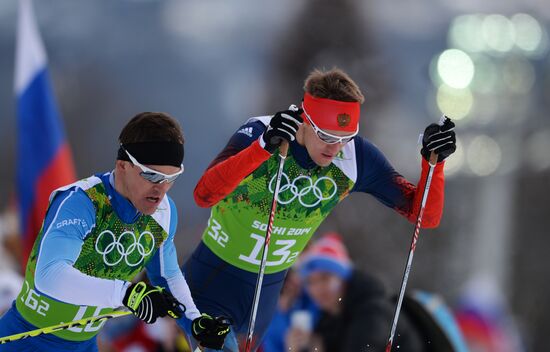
[1,0,549,351]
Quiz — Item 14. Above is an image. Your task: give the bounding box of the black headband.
[117,142,184,167]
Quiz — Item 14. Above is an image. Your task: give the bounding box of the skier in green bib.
[0,112,229,351]
[179,68,457,351]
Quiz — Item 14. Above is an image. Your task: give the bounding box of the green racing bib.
[202,151,355,274]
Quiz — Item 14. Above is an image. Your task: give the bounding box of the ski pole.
[0,310,131,344]
[385,116,447,352]
[244,139,290,352]
[0,309,203,352]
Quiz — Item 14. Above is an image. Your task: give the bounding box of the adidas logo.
[237,127,253,137]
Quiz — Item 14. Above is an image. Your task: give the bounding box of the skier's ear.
[115,159,130,172]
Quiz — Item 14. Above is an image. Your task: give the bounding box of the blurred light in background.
[502,57,536,94]
[448,14,486,53]
[482,14,515,54]
[437,49,475,89]
[470,97,500,126]
[470,55,498,94]
[432,12,547,132]
[511,13,548,57]
[525,129,550,172]
[466,135,502,176]
[436,84,473,121]
[432,13,546,131]
[448,13,548,57]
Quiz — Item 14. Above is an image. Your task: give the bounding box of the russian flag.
[15,0,76,266]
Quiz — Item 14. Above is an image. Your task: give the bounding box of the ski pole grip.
[279,140,289,157]
[428,115,449,166]
[428,151,438,166]
[278,104,299,158]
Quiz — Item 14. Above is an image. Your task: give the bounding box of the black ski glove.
[421,117,456,163]
[123,282,184,324]
[262,108,303,153]
[192,314,231,350]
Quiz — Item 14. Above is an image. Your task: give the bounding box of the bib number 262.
[238,233,299,267]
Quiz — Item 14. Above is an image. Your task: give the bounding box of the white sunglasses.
[123,148,183,184]
[301,103,358,144]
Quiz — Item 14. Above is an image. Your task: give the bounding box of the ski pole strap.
[0,310,131,344]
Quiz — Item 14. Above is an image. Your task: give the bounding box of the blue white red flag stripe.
[15,0,76,265]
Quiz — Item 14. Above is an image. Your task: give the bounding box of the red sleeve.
[193,140,271,208]
[394,159,445,228]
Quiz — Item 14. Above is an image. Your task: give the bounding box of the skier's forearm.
[395,160,445,228]
[166,272,201,320]
[194,140,271,207]
[399,159,445,228]
[35,260,129,308]
[147,238,202,320]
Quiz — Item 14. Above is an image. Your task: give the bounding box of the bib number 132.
[238,233,299,267]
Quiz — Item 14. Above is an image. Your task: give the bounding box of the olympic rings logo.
[269,172,338,208]
[95,230,155,267]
